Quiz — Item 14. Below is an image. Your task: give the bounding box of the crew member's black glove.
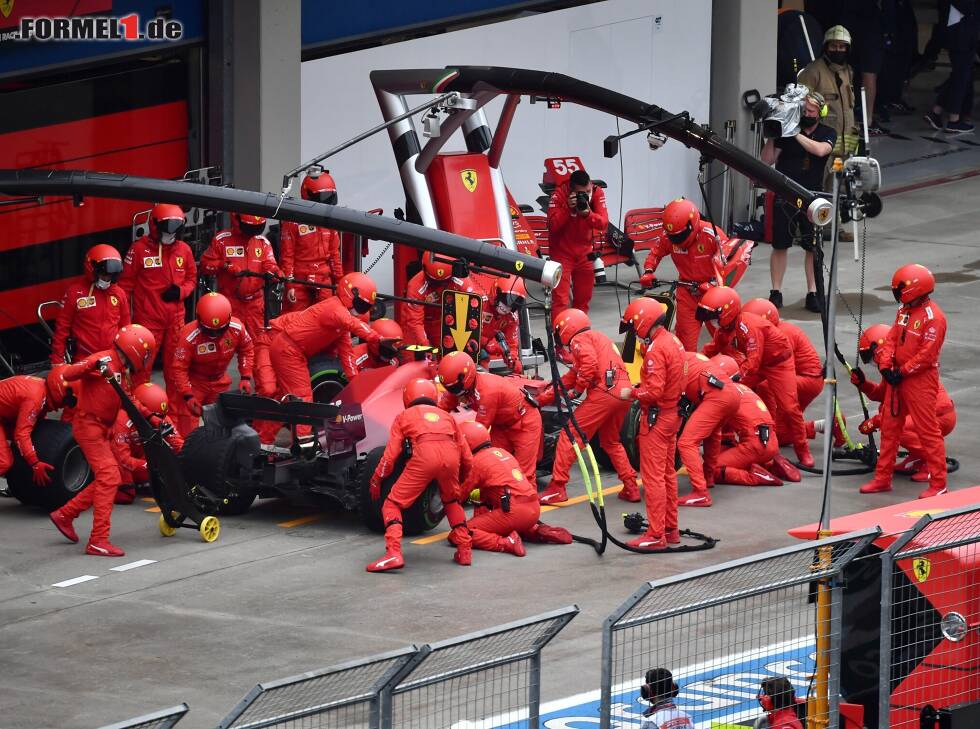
[161,284,181,302]
[850,367,866,387]
[880,368,903,386]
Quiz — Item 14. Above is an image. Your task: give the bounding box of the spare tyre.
[357,446,444,535]
[179,424,261,515]
[308,355,345,404]
[6,419,92,511]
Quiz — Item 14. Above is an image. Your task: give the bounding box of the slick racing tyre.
[357,446,444,536]
[179,426,259,515]
[6,419,92,511]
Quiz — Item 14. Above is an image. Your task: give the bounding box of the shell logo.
[423,412,441,423]
[756,399,768,411]
[512,469,524,481]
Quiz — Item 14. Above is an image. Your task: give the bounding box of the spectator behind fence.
[761,91,836,313]
[924,0,979,134]
[638,668,694,729]
[547,168,608,316]
[754,676,804,729]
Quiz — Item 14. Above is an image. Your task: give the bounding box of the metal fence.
[878,504,980,729]
[216,646,420,729]
[98,704,188,729]
[388,605,579,729]
[599,528,879,729]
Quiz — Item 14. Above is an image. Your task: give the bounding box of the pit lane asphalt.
[2,175,979,729]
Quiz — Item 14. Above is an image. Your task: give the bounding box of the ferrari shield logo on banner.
[0,0,13,19]
[461,169,478,192]
[913,558,931,582]
[440,290,482,358]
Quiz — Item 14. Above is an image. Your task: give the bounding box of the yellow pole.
[808,530,834,729]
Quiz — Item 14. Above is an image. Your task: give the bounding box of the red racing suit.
[0,376,48,476]
[463,372,543,481]
[480,309,522,374]
[251,329,284,445]
[634,326,686,538]
[400,271,485,348]
[269,298,377,436]
[714,383,780,485]
[856,377,956,462]
[352,342,398,373]
[110,409,184,486]
[703,312,807,449]
[56,351,133,543]
[50,281,131,364]
[677,353,740,494]
[764,707,804,729]
[168,317,254,436]
[547,182,608,315]
[199,229,280,338]
[756,320,824,443]
[539,329,636,491]
[642,220,725,350]
[372,403,472,557]
[871,299,948,489]
[279,222,344,313]
[460,444,541,552]
[119,237,197,364]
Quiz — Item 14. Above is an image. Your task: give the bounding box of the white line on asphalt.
[51,575,99,588]
[109,559,157,572]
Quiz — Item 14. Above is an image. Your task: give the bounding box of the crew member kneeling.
[366,379,472,572]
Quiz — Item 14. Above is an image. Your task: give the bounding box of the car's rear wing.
[0,168,561,288]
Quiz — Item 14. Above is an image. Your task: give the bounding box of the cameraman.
[547,168,608,316]
[761,91,836,313]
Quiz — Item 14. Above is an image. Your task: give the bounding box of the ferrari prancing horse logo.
[461,169,478,192]
[913,558,931,583]
[0,0,13,19]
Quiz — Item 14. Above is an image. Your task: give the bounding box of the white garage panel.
[300,0,712,291]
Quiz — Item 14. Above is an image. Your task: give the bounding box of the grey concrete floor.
[2,174,980,729]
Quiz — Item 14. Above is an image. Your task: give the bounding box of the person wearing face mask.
[50,245,131,365]
[167,293,255,436]
[199,213,281,339]
[761,91,836,313]
[279,171,345,313]
[119,204,197,370]
[269,272,380,445]
[478,276,525,374]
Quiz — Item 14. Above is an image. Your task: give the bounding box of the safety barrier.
[213,605,577,729]
[215,646,419,729]
[97,704,189,729]
[599,528,879,729]
[388,605,579,729]
[878,504,980,729]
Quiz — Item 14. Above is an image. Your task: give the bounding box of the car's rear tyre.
[179,426,259,515]
[6,419,92,511]
[308,355,346,404]
[357,446,444,536]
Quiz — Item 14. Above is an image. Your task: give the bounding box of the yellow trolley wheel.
[159,514,178,538]
[199,515,220,543]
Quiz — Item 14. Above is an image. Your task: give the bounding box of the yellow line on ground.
[141,497,155,503]
[277,514,326,528]
[145,506,161,513]
[410,483,626,545]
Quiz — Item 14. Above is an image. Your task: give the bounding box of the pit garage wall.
[300,0,712,292]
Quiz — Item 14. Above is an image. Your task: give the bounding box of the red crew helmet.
[619,297,662,334]
[696,286,741,328]
[300,170,338,205]
[891,264,934,304]
[149,203,186,241]
[234,213,267,238]
[553,308,590,347]
[83,244,123,284]
[437,351,477,395]
[494,276,527,311]
[662,198,701,248]
[336,272,378,314]
[742,298,780,324]
[403,378,439,408]
[422,251,454,282]
[197,292,233,339]
[114,325,157,372]
[133,382,170,420]
[858,323,891,364]
[459,420,492,452]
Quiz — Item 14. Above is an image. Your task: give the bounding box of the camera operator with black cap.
[547,167,608,316]
[761,90,836,314]
[638,668,693,729]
